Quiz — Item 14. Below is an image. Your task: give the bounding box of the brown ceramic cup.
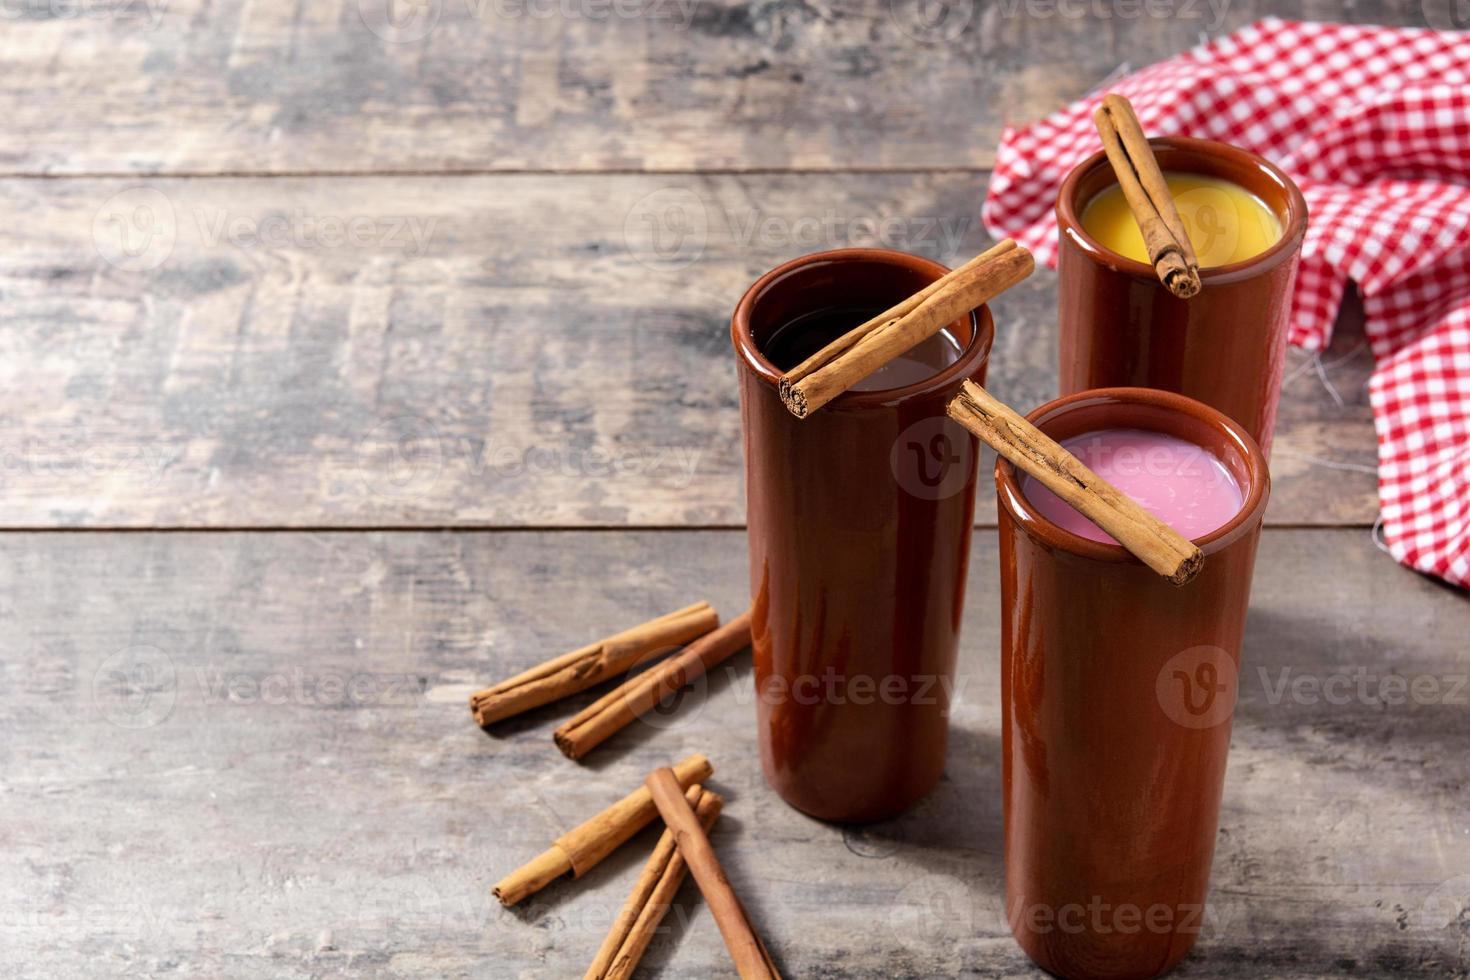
[1056,136,1307,452]
[995,387,1270,979]
[732,248,994,823]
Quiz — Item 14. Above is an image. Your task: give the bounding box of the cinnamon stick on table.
[555,612,754,761]
[947,381,1204,585]
[646,767,781,979]
[493,753,713,906]
[585,783,725,980]
[470,601,718,727]
[1093,93,1201,298]
[779,240,1034,418]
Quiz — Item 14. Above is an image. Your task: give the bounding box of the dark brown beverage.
[762,306,964,391]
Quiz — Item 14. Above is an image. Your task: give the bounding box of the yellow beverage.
[1080,171,1283,268]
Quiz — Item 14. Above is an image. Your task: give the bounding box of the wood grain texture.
[0,529,1463,978]
[0,1,1433,175]
[0,173,1375,528]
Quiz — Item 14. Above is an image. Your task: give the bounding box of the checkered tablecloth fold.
[984,18,1470,587]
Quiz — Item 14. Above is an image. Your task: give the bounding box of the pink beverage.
[1022,428,1244,543]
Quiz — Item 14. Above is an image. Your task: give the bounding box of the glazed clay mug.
[1056,136,1307,451]
[996,386,1270,979]
[731,248,993,823]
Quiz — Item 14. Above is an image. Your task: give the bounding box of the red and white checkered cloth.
[984,18,1470,588]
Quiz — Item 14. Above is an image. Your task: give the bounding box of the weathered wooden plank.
[0,173,1375,528]
[0,1,1433,174]
[0,528,1463,978]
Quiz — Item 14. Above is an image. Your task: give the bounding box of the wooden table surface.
[3,2,1466,978]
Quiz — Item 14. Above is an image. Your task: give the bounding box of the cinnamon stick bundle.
[947,381,1203,585]
[470,601,718,727]
[555,612,754,761]
[493,753,713,906]
[778,241,1033,418]
[646,768,781,979]
[585,784,725,980]
[1093,93,1201,298]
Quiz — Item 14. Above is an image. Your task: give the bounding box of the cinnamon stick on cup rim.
[947,381,1204,585]
[493,753,713,906]
[1093,93,1201,299]
[585,784,725,980]
[646,768,780,979]
[779,241,1033,418]
[470,601,718,727]
[555,612,753,761]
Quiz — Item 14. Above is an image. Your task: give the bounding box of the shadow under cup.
[1056,136,1307,452]
[995,387,1270,980]
[731,248,994,823]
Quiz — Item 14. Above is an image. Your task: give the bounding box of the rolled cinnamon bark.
[493,753,713,906]
[470,601,718,727]
[947,381,1203,585]
[555,612,753,760]
[778,241,1032,418]
[1093,93,1201,298]
[645,768,781,979]
[585,784,725,980]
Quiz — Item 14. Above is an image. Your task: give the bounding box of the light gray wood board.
[0,1,1436,174]
[0,173,1375,528]
[0,528,1463,978]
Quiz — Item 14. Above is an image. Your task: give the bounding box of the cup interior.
[733,248,993,406]
[1059,137,1307,277]
[996,387,1270,559]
